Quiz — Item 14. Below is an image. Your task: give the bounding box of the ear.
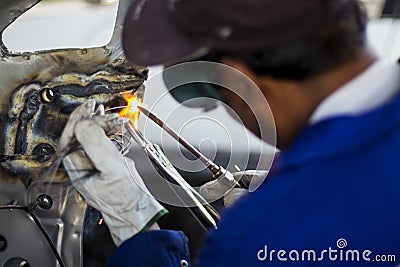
[220,57,260,84]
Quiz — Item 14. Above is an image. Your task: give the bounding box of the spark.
[234,164,241,172]
[118,92,143,124]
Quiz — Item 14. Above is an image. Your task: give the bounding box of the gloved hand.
[200,170,268,207]
[60,100,167,246]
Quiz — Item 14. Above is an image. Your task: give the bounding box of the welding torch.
[123,120,220,229]
[137,106,246,189]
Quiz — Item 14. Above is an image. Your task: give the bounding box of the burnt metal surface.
[0,0,146,266]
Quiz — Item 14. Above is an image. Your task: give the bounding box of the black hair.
[210,1,368,80]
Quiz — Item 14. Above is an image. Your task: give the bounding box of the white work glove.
[60,100,167,246]
[200,170,268,207]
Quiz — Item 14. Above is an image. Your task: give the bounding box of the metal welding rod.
[137,106,245,188]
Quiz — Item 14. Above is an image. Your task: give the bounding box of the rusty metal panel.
[0,1,146,266]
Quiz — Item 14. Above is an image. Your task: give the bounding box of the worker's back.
[196,86,400,266]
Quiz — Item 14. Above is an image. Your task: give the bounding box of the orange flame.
[118,92,142,124]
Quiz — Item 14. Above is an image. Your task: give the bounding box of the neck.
[262,48,377,150]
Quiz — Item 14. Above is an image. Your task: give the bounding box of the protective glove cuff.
[104,203,168,246]
[141,208,168,232]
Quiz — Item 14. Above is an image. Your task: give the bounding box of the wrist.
[140,208,168,232]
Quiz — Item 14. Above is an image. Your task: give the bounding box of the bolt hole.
[4,258,30,267]
[40,88,54,103]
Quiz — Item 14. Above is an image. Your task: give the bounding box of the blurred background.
[3,0,400,261]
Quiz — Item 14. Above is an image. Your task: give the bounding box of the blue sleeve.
[107,230,190,267]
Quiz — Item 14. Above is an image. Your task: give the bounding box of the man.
[61,0,400,266]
